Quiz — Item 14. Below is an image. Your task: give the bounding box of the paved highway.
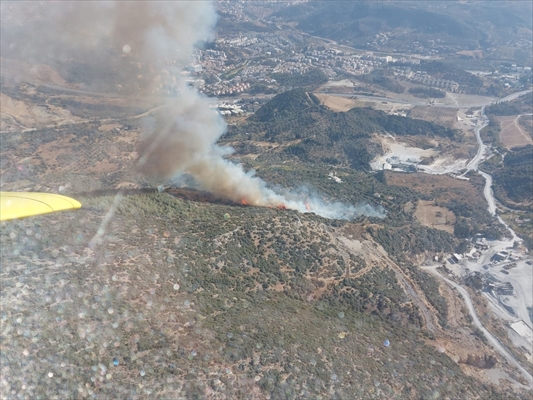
[465,106,488,173]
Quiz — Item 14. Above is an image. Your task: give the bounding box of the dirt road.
[423,265,533,388]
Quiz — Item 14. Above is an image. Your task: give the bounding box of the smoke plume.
[1,1,384,220]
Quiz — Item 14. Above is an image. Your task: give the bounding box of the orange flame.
[240,199,248,206]
[277,203,288,210]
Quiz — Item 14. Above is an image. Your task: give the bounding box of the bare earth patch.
[98,123,122,132]
[497,115,533,149]
[315,93,358,112]
[414,200,456,234]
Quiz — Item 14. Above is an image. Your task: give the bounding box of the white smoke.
[2,1,385,220]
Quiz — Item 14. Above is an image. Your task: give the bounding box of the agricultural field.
[490,46,519,61]
[409,106,458,128]
[497,115,533,149]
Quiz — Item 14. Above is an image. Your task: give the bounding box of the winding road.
[464,105,488,173]
[422,89,533,387]
[423,265,533,387]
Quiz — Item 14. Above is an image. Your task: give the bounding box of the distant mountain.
[272,1,533,57]
[273,1,485,50]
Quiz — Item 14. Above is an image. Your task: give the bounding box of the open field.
[0,58,70,87]
[519,115,533,139]
[315,93,358,112]
[497,115,533,149]
[456,50,484,59]
[414,200,456,234]
[384,82,496,107]
[409,106,458,128]
[385,172,484,206]
[0,93,79,131]
[314,93,411,113]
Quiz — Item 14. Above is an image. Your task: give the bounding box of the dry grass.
[409,106,458,128]
[0,58,69,86]
[385,172,485,211]
[519,115,533,139]
[455,50,483,59]
[497,115,533,149]
[414,200,456,234]
[315,93,358,112]
[0,92,77,130]
[98,123,122,132]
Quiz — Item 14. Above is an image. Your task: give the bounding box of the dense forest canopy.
[493,145,533,204]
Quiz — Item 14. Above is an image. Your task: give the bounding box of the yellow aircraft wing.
[0,192,81,221]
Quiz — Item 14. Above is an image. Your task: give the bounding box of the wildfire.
[240,199,248,206]
[305,201,311,211]
[277,203,288,210]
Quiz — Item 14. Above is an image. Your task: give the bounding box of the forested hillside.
[485,95,533,116]
[493,145,533,205]
[228,89,458,170]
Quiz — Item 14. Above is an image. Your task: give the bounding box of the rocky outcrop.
[459,354,498,369]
